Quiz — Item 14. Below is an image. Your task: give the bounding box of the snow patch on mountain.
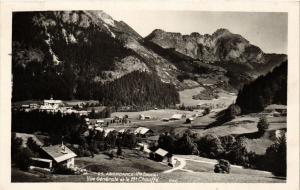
[69,33,77,43]
[103,24,116,38]
[44,28,60,65]
[97,11,115,27]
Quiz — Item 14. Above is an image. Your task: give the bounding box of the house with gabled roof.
[152,148,174,166]
[40,144,77,169]
[134,127,154,137]
[170,113,184,120]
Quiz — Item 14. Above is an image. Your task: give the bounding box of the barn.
[170,114,183,120]
[134,127,154,137]
[152,148,173,162]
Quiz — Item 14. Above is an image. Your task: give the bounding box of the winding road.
[163,155,243,173]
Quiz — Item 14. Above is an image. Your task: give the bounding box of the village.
[11,92,287,183]
[12,97,208,173]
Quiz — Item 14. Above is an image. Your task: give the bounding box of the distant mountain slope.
[235,61,287,113]
[12,11,179,101]
[12,10,287,104]
[145,28,286,68]
[144,28,287,89]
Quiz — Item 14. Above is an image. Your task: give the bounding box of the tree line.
[236,61,287,113]
[156,130,286,177]
[94,71,180,108]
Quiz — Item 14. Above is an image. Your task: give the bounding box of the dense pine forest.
[94,71,180,108]
[236,61,287,113]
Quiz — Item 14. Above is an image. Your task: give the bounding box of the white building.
[40,98,63,111]
[170,114,183,120]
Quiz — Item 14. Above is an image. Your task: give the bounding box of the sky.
[106,10,287,54]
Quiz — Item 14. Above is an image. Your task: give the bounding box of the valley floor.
[11,86,287,183]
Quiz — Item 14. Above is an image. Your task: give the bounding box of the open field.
[112,109,196,120]
[75,149,170,173]
[177,87,236,107]
[159,171,285,183]
[192,114,286,137]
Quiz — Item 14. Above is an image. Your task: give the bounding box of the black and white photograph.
[0,0,299,187]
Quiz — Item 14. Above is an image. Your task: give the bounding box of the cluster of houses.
[14,128,175,174]
[82,123,155,138]
[139,113,196,123]
[15,98,99,116]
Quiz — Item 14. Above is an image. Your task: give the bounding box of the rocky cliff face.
[145,28,285,67]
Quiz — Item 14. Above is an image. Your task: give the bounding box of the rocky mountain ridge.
[12,10,287,102]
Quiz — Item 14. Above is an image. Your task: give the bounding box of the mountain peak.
[212,28,231,36]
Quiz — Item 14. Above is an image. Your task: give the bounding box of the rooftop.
[155,148,168,157]
[134,127,151,135]
[42,144,76,163]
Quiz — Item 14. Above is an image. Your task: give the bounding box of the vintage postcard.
[0,0,299,189]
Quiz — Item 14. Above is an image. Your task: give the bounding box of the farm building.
[118,128,130,133]
[134,127,154,137]
[84,118,90,123]
[104,128,116,137]
[139,114,145,120]
[152,148,174,165]
[96,119,105,124]
[143,147,152,157]
[31,144,77,171]
[185,117,194,123]
[170,114,183,120]
[138,114,152,120]
[137,143,152,157]
[95,127,104,131]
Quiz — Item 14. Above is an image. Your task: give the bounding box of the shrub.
[197,134,224,158]
[220,135,236,150]
[223,137,249,166]
[117,146,122,156]
[83,150,92,157]
[264,132,286,177]
[203,107,211,115]
[93,147,100,154]
[257,116,269,134]
[14,147,35,171]
[109,151,114,159]
[214,159,231,174]
[26,137,41,156]
[225,104,241,120]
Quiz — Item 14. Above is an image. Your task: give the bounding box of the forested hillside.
[94,71,180,107]
[236,61,287,113]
